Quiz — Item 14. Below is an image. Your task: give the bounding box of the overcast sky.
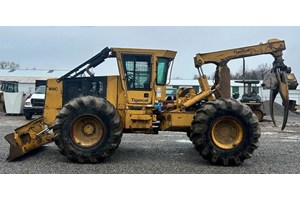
[0,26,300,80]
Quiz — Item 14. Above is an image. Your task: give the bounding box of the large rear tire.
[190,99,261,166]
[53,96,123,163]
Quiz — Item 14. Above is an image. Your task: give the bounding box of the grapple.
[262,58,298,130]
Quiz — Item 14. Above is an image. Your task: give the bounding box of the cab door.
[120,54,153,105]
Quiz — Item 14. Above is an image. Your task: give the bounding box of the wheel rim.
[253,109,263,121]
[211,116,244,150]
[71,115,104,148]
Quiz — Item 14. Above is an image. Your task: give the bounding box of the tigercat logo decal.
[131,98,148,103]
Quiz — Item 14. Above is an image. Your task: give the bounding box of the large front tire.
[190,99,261,166]
[53,96,123,163]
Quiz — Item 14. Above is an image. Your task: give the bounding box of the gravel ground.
[0,111,300,174]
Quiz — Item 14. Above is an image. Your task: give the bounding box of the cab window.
[122,55,152,90]
[157,58,170,85]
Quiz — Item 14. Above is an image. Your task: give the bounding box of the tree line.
[230,63,271,80]
[0,61,20,70]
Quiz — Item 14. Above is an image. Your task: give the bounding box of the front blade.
[4,117,55,161]
[5,133,25,161]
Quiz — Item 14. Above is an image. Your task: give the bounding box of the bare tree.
[230,63,271,80]
[0,61,20,70]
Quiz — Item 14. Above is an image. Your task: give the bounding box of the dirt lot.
[0,104,300,174]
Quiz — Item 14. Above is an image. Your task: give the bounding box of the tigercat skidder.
[5,39,298,165]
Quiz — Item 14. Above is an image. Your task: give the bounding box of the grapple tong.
[262,54,298,130]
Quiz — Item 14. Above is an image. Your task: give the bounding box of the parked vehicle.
[23,85,46,120]
[0,81,19,113]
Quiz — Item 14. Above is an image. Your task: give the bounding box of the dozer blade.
[4,117,55,161]
[5,133,25,161]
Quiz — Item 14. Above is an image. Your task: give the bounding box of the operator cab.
[112,47,176,106]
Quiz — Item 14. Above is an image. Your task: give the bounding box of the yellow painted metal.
[6,117,55,160]
[125,113,152,129]
[175,88,197,108]
[71,115,104,148]
[126,109,146,115]
[112,48,177,59]
[194,39,285,68]
[160,112,194,131]
[43,78,63,125]
[174,75,215,109]
[124,109,153,129]
[127,91,152,105]
[211,116,244,149]
[199,76,215,101]
[182,89,212,108]
[129,114,152,120]
[106,76,119,107]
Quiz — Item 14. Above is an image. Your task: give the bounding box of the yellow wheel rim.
[71,115,104,148]
[211,116,244,150]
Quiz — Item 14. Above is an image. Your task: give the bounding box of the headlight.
[24,102,32,107]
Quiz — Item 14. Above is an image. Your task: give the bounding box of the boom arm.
[194,38,298,130]
[194,39,285,67]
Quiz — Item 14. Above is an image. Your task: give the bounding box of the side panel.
[43,79,63,125]
[106,76,118,107]
[125,110,152,130]
[160,112,194,132]
[115,77,126,127]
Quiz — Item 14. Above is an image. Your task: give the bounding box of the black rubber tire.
[25,112,33,120]
[186,130,192,138]
[190,99,261,166]
[53,96,123,163]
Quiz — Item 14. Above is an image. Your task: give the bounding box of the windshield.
[36,85,46,94]
[122,54,152,90]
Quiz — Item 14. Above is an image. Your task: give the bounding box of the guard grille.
[31,98,44,107]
